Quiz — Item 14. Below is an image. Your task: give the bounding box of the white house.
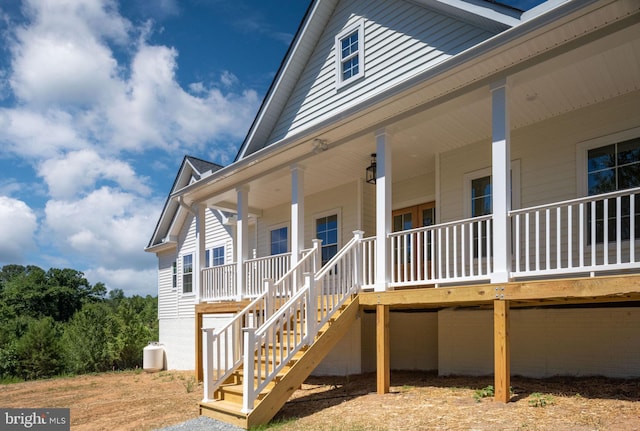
[146,0,640,427]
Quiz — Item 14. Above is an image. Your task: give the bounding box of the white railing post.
[202,328,215,401]
[241,327,256,413]
[353,230,364,288]
[265,279,275,321]
[304,273,316,345]
[312,239,322,273]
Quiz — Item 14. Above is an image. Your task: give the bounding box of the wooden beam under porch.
[360,274,640,401]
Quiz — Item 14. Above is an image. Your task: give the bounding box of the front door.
[392,202,435,283]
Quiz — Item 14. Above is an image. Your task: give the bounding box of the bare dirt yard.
[1,370,639,430]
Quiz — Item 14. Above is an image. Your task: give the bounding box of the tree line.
[0,264,158,382]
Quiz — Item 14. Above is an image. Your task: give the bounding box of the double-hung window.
[204,246,225,267]
[212,246,225,266]
[182,254,193,294]
[316,214,338,266]
[335,21,364,88]
[586,137,640,242]
[270,226,288,255]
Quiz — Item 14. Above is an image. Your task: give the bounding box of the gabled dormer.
[146,156,223,252]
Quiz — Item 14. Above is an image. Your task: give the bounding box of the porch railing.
[202,241,320,401]
[244,252,291,298]
[511,187,639,278]
[389,215,493,287]
[201,190,639,301]
[201,263,236,301]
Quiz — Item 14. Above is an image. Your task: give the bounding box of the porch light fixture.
[365,153,377,184]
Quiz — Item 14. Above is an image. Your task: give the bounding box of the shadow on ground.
[273,371,640,422]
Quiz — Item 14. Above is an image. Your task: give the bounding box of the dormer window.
[335,21,364,89]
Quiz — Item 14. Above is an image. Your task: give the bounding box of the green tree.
[62,302,119,374]
[15,317,63,380]
[112,295,159,369]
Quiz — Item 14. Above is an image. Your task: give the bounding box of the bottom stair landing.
[199,296,360,429]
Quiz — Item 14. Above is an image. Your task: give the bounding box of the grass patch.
[528,392,555,407]
[473,385,494,402]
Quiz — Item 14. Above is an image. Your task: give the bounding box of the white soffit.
[410,0,522,30]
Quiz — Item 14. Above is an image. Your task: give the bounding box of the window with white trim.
[182,254,193,294]
[212,246,225,266]
[316,213,339,266]
[464,162,521,257]
[172,260,177,289]
[335,21,364,88]
[270,226,288,255]
[584,136,640,242]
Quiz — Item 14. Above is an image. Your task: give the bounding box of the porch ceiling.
[202,14,639,212]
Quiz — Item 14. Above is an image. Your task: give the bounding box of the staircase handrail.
[202,241,321,401]
[241,231,363,412]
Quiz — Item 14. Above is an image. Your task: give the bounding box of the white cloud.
[3,0,260,159]
[11,0,128,106]
[38,149,151,199]
[43,186,161,270]
[0,196,38,263]
[85,266,157,296]
[0,108,87,158]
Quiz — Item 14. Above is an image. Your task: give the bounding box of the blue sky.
[0,0,544,296]
[0,0,309,295]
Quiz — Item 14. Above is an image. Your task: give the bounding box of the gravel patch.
[154,416,243,431]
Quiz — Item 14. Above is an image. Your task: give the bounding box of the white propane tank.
[143,342,164,373]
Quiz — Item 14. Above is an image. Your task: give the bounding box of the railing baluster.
[557,206,561,271]
[545,209,550,270]
[616,195,622,264]
[604,198,609,266]
[524,213,531,272]
[631,194,636,263]
[514,214,520,272]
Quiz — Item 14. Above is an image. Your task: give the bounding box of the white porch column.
[491,79,512,283]
[291,164,305,265]
[375,129,392,292]
[194,204,206,302]
[236,185,249,300]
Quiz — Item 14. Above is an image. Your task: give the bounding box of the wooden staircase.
[199,295,359,429]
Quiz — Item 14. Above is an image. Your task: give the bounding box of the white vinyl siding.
[255,182,361,257]
[158,250,178,319]
[266,0,495,145]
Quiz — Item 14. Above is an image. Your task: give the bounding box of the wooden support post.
[376,304,390,394]
[195,310,204,382]
[494,299,510,402]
